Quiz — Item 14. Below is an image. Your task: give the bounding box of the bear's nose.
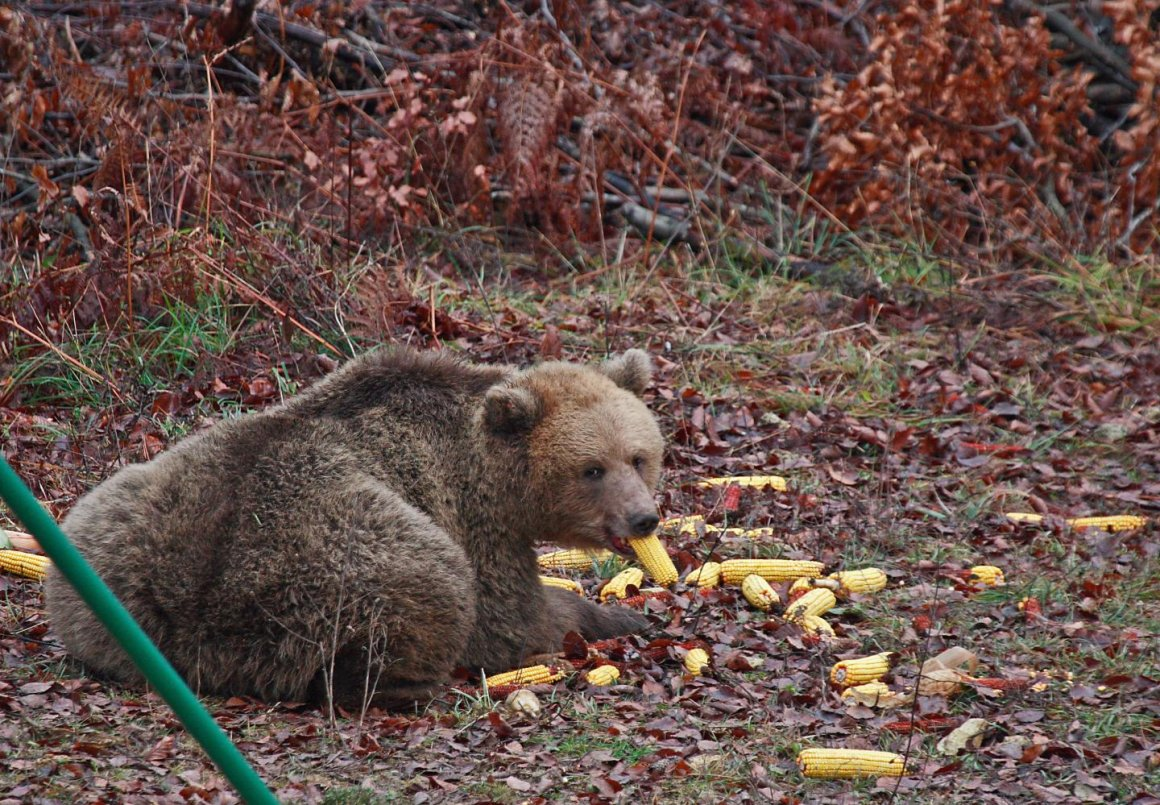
[628,513,660,536]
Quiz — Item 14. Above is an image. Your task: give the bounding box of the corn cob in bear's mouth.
[607,535,636,556]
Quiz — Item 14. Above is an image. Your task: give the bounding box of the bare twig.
[1011,0,1136,91]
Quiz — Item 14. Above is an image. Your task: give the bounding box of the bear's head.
[483,350,664,554]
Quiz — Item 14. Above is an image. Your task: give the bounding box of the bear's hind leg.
[294,487,478,711]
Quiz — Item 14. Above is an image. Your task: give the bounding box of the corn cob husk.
[830,652,897,687]
[967,565,1005,586]
[537,548,613,570]
[917,668,965,696]
[799,614,836,638]
[484,664,564,692]
[684,647,711,676]
[798,748,905,779]
[585,665,621,686]
[540,576,584,595]
[840,681,892,705]
[0,550,50,581]
[696,475,788,492]
[660,514,704,535]
[741,574,779,611]
[684,562,722,588]
[785,588,837,622]
[1004,512,1044,524]
[830,568,888,595]
[720,559,824,585]
[628,534,678,586]
[600,567,645,601]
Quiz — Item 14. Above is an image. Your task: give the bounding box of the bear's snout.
[628,512,660,536]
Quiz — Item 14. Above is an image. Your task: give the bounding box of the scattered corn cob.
[830,652,897,687]
[684,562,721,588]
[840,681,892,704]
[799,614,836,638]
[538,548,613,570]
[1006,512,1148,532]
[1067,515,1147,532]
[660,514,704,535]
[618,588,676,607]
[600,567,645,601]
[628,534,679,586]
[881,717,948,733]
[967,565,1005,586]
[0,550,50,581]
[788,577,814,596]
[785,588,837,622]
[684,647,711,676]
[741,574,779,611]
[1018,596,1042,618]
[798,748,905,779]
[702,525,777,539]
[540,576,584,595]
[585,665,621,686]
[830,568,888,595]
[484,664,564,693]
[696,475,788,492]
[720,559,824,585]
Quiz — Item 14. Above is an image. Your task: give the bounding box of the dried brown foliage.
[1,0,1157,348]
[813,0,1106,254]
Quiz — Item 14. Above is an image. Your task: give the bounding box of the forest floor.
[2,245,1158,803]
[1,1,1158,802]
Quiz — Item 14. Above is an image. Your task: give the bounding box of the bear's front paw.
[585,604,651,640]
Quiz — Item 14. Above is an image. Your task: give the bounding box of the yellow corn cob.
[585,665,620,686]
[660,514,704,535]
[1006,513,1148,532]
[786,588,837,622]
[684,562,722,588]
[702,525,777,539]
[741,574,780,611]
[600,567,645,601]
[684,647,711,676]
[720,559,824,585]
[788,577,814,596]
[830,652,897,687]
[0,550,50,581]
[968,565,1005,586]
[830,568,888,595]
[799,614,836,638]
[696,475,788,492]
[484,664,564,692]
[628,535,678,586]
[1067,515,1147,532]
[537,548,613,570]
[840,681,892,703]
[797,748,905,779]
[540,576,584,595]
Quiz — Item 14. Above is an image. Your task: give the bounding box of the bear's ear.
[483,385,543,438]
[601,349,652,397]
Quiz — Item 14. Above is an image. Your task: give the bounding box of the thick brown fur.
[45,348,664,708]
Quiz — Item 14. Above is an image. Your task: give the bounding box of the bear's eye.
[583,465,605,481]
[632,455,646,472]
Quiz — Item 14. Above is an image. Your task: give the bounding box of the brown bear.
[45,347,664,708]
